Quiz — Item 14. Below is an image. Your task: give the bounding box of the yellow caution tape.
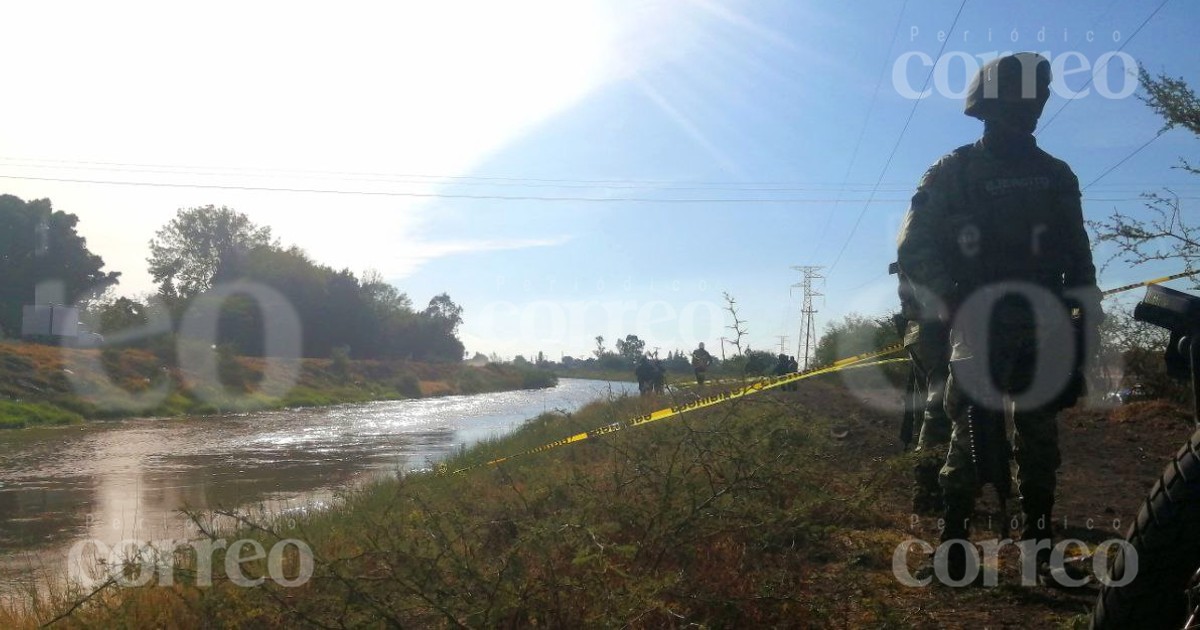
[435,269,1198,477]
[1101,269,1199,297]
[446,353,907,475]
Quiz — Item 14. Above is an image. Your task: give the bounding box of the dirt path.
[781,381,1195,627]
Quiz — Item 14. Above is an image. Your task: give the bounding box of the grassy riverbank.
[0,340,555,428]
[6,374,1193,627]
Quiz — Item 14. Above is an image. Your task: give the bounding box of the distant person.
[635,355,656,396]
[772,353,793,391]
[691,342,713,386]
[652,357,666,394]
[772,353,789,376]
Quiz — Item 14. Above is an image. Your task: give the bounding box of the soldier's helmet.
[964,52,1052,121]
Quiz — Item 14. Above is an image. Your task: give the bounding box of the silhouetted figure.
[635,355,656,396]
[652,358,666,394]
[772,353,789,376]
[898,53,1103,582]
[691,342,713,386]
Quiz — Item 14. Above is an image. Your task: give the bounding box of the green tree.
[1090,68,1200,287]
[89,295,148,335]
[814,313,899,367]
[1097,305,1180,399]
[361,270,413,314]
[148,205,277,300]
[423,293,463,335]
[0,195,120,336]
[720,348,774,377]
[615,334,645,363]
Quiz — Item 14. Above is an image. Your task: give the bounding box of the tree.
[1139,67,1200,162]
[615,334,646,363]
[593,335,606,360]
[0,195,120,336]
[148,205,277,300]
[90,295,149,335]
[720,348,775,377]
[224,244,375,358]
[814,313,899,367]
[1090,68,1200,288]
[1097,305,1178,398]
[423,293,463,335]
[361,269,413,313]
[664,349,692,373]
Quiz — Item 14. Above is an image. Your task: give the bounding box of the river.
[0,378,634,589]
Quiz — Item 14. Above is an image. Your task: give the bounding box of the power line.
[0,158,932,193]
[813,0,909,259]
[0,172,1181,204]
[0,162,972,193]
[825,0,968,275]
[0,156,992,189]
[1,156,1197,194]
[0,173,916,202]
[1037,0,1170,136]
[1083,131,1167,190]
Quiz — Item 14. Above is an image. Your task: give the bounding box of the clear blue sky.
[1,1,1196,360]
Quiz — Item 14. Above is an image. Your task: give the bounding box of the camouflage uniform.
[904,319,952,512]
[896,53,1102,577]
[896,264,952,512]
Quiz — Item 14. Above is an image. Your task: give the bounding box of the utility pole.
[718,337,728,361]
[791,265,824,371]
[775,335,789,354]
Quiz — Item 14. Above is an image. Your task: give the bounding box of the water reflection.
[0,378,633,585]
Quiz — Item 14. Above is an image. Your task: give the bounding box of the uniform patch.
[983,176,1051,195]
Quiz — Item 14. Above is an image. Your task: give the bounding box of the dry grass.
[8,373,1183,628]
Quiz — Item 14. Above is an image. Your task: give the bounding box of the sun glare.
[0,2,622,293]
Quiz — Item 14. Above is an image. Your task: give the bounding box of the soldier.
[896,53,1103,582]
[691,342,714,386]
[773,353,790,376]
[635,355,656,396]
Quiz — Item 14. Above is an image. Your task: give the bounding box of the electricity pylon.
[791,266,824,370]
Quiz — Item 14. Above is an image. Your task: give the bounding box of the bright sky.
[1,0,1197,360]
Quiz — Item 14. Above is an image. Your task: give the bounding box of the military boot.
[911,459,945,515]
[914,494,977,585]
[940,495,976,585]
[1019,492,1054,567]
[1018,491,1084,587]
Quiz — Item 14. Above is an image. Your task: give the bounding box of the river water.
[0,378,634,588]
